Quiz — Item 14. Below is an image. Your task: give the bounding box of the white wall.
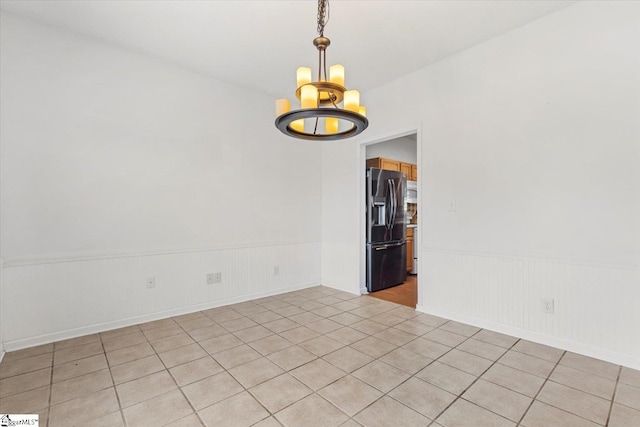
[0,12,322,349]
[366,135,417,165]
[321,141,362,293]
[0,258,4,362]
[323,1,640,368]
[0,171,3,360]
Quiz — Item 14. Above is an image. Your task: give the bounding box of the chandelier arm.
[315,89,322,135]
[323,50,328,82]
[317,47,322,81]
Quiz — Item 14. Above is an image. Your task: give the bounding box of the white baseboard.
[416,304,640,371]
[321,283,361,297]
[3,281,320,352]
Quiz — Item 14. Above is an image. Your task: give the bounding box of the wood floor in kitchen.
[369,275,417,308]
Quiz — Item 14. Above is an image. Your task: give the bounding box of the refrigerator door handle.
[374,241,405,251]
[394,178,398,226]
[385,179,393,230]
[389,178,397,229]
[386,241,405,248]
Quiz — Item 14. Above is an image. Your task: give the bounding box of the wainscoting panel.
[2,241,321,350]
[419,249,640,369]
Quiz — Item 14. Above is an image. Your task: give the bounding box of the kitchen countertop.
[407,224,418,229]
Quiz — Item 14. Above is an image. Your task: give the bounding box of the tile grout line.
[142,317,208,425]
[515,349,566,426]
[163,327,208,427]
[362,318,450,420]
[533,363,621,401]
[106,324,176,425]
[344,321,454,422]
[45,348,53,427]
[47,335,128,425]
[517,354,624,426]
[425,330,521,426]
[253,296,403,423]
[343,321,510,426]
[211,306,287,426]
[149,316,224,425]
[173,304,320,425]
[213,294,361,424]
[267,301,406,423]
[604,365,622,427]
[161,315,223,427]
[99,333,127,427]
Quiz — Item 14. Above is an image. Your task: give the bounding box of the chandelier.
[275,0,368,141]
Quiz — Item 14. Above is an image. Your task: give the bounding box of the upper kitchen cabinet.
[400,162,412,179]
[368,157,417,181]
[367,157,400,171]
[404,163,417,181]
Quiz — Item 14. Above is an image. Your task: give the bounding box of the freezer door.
[367,168,406,244]
[366,241,407,292]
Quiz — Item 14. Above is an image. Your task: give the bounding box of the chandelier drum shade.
[275,0,368,141]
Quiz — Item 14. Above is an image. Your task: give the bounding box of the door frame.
[358,124,424,307]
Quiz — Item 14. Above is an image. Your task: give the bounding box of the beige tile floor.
[0,285,639,427]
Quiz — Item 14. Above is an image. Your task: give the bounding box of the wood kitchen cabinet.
[366,157,400,172]
[400,162,412,179]
[402,162,418,181]
[406,227,414,273]
[368,157,417,181]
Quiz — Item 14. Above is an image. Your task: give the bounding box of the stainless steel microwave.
[406,180,417,203]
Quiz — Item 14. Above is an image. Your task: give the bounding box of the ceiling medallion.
[275,0,368,141]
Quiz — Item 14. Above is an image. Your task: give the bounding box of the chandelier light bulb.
[275,99,290,116]
[301,85,319,109]
[329,64,345,87]
[326,117,339,134]
[344,90,360,113]
[296,67,312,89]
[291,119,304,133]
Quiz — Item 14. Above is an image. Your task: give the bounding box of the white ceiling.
[0,0,576,99]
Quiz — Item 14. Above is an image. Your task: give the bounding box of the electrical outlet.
[207,272,222,284]
[146,277,156,289]
[542,297,554,314]
[273,266,279,276]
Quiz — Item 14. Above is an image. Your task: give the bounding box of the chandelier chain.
[317,0,329,36]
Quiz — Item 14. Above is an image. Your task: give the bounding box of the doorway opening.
[364,133,418,308]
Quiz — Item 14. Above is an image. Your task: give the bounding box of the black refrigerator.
[366,168,407,292]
